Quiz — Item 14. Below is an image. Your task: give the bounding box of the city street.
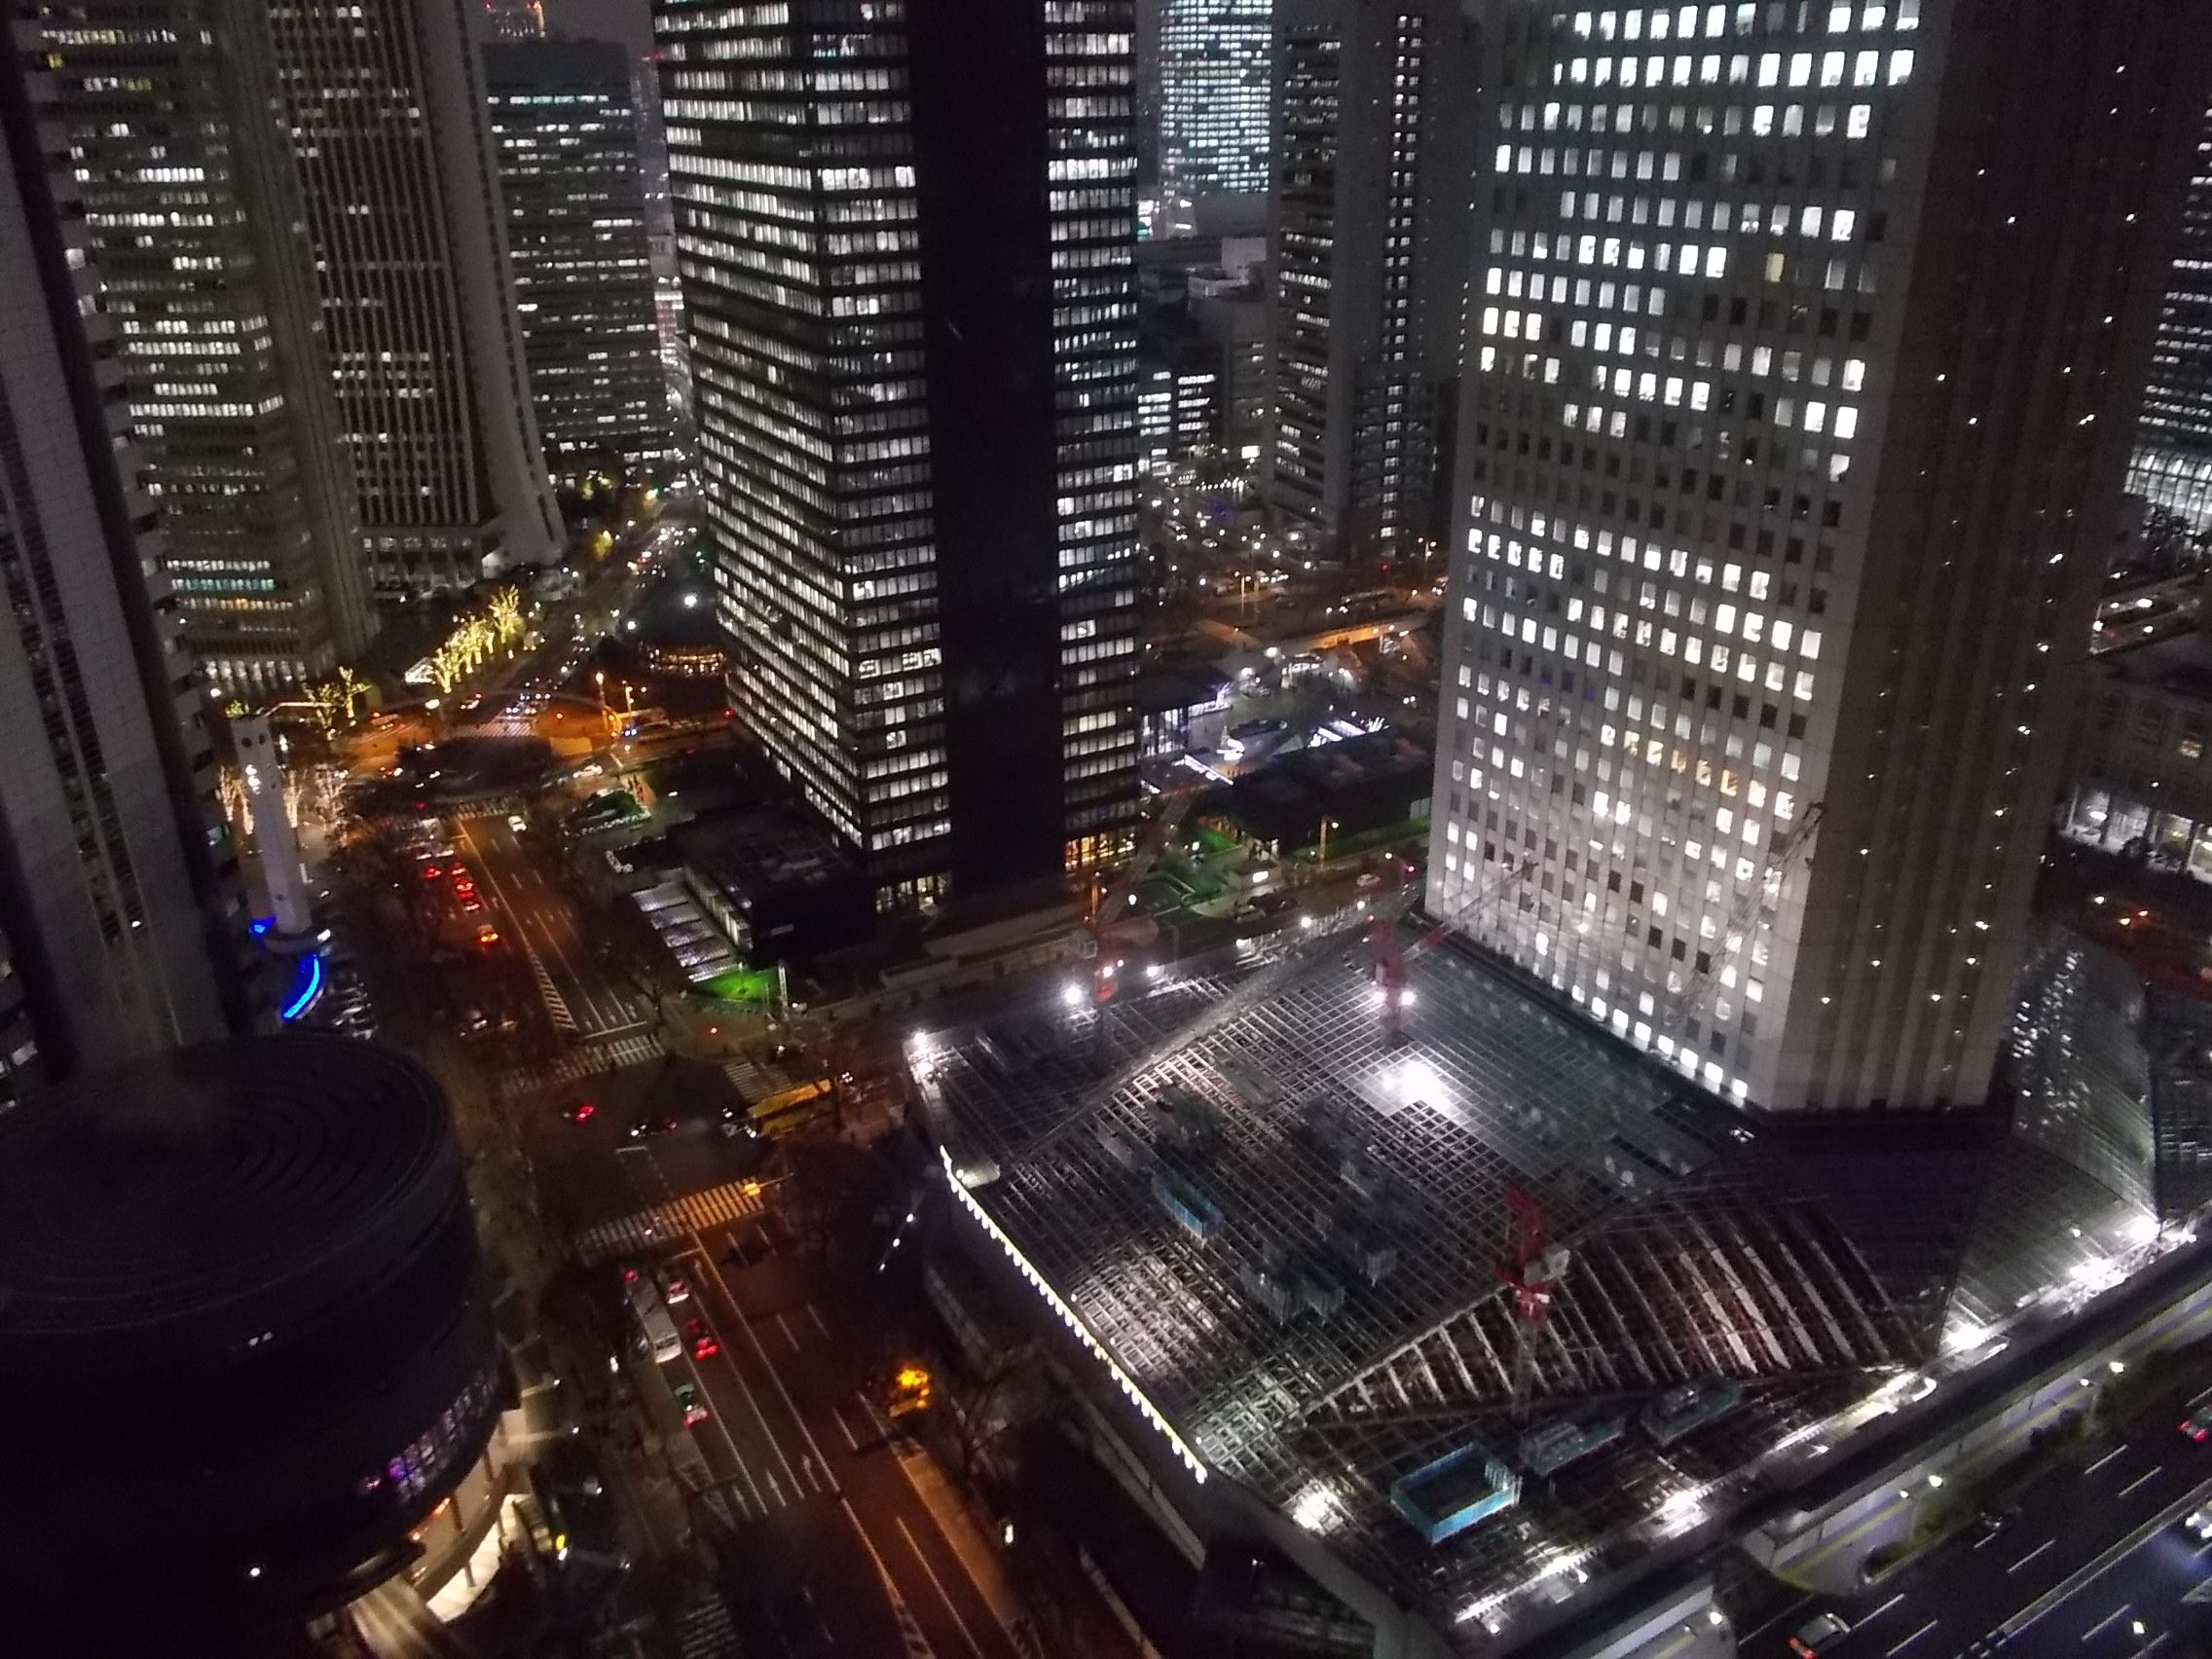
[1741,1403,2212,1659]
[456,812,648,1042]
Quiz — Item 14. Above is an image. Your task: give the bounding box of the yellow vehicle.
[745,1078,833,1140]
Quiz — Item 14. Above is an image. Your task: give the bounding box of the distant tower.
[479,0,545,41]
[268,0,563,593]
[483,40,677,483]
[1159,0,1273,200]
[2128,97,2212,530]
[38,0,378,693]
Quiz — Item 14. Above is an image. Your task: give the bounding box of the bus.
[625,1272,682,1363]
[745,1078,834,1140]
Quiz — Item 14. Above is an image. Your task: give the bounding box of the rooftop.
[917,922,1958,1648]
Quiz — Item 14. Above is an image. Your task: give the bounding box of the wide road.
[456,812,646,1043]
[615,1165,1027,1659]
[1741,1399,2212,1659]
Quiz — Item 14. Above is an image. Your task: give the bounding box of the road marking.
[2082,1604,2130,1643]
[2119,1466,2162,1499]
[897,1517,989,1659]
[808,1304,832,1341]
[2086,1445,2127,1475]
[778,1311,801,1353]
[684,1352,769,1518]
[1884,1619,1938,1656]
[831,1402,864,1453]
[1866,1593,1906,1623]
[2009,1538,2056,1574]
[693,1235,839,1495]
[837,1497,940,1659]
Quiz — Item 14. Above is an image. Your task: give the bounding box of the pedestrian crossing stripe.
[496,1031,662,1096]
[520,937,575,1031]
[569,1177,767,1265]
[721,1056,769,1103]
[895,1604,938,1659]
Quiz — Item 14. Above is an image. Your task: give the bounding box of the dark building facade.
[0,34,258,1096]
[484,38,677,483]
[656,0,1142,910]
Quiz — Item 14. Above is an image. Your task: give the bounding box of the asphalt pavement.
[1741,1404,2212,1659]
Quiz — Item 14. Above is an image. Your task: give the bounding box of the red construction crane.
[1495,1185,1570,1415]
[1370,855,1532,1046]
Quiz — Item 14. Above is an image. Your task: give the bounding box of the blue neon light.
[249,917,274,937]
[279,952,324,1022]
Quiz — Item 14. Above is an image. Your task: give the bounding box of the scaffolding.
[919,917,1932,1646]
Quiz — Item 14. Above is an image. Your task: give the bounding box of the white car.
[506,814,528,833]
[2186,1506,2212,1542]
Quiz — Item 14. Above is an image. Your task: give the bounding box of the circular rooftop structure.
[0,1036,498,1635]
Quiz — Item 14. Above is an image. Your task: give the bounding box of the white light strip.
[940,1148,1208,1484]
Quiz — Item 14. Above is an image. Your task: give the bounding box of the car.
[627,1112,680,1140]
[2181,1389,2212,1441]
[507,814,528,833]
[2188,1507,2212,1542]
[1788,1613,1851,1658]
[565,1100,598,1124]
[674,1382,710,1427]
[685,1317,719,1360]
[460,897,485,914]
[1967,1506,2018,1548]
[475,924,500,947]
[657,1267,690,1306]
[1355,869,1383,889]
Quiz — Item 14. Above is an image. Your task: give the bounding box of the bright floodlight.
[1061,982,1085,1009]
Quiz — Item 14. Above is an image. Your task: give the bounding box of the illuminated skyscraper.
[2128,99,2212,529]
[38,0,377,692]
[1266,0,1478,561]
[270,0,563,593]
[483,39,677,482]
[657,0,1141,908]
[1428,0,2208,1113]
[477,0,545,41]
[0,40,259,1093]
[1159,0,1272,199]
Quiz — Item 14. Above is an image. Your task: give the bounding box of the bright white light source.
[1289,1484,1337,1532]
[1061,982,1085,1009]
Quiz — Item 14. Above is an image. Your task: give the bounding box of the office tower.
[269,0,563,594]
[657,0,1142,909]
[1159,0,1272,200]
[0,44,258,1095]
[2127,100,2212,530]
[1427,0,2209,1113]
[1267,0,1477,561]
[483,40,677,484]
[37,0,377,694]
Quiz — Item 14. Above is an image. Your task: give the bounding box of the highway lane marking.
[2081,1604,2130,1643]
[693,1235,840,1496]
[2119,1466,2162,1499]
[897,1516,990,1659]
[1883,1618,1937,1656]
[681,1247,811,1498]
[831,1401,864,1454]
[808,1303,832,1341]
[685,1351,770,1517]
[2009,1538,2056,1574]
[2086,1445,2127,1475]
[777,1311,802,1353]
[1866,1593,1905,1623]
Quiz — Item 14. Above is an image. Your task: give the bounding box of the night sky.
[541,0,652,54]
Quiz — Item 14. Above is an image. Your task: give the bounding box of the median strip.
[1995,1474,2212,1644]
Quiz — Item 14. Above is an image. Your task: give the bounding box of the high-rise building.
[38,0,378,694]
[483,39,677,484]
[1159,0,1272,200]
[0,41,259,1097]
[1266,0,1477,561]
[1427,0,2210,1114]
[656,0,1142,909]
[269,0,563,594]
[2127,99,2212,530]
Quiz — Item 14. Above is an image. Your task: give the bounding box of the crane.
[1495,1185,1570,1417]
[1370,852,1537,1046]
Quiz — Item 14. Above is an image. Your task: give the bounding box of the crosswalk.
[721,1054,770,1102]
[521,937,575,1031]
[497,1031,662,1097]
[569,1176,767,1265]
[672,1592,743,1659]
